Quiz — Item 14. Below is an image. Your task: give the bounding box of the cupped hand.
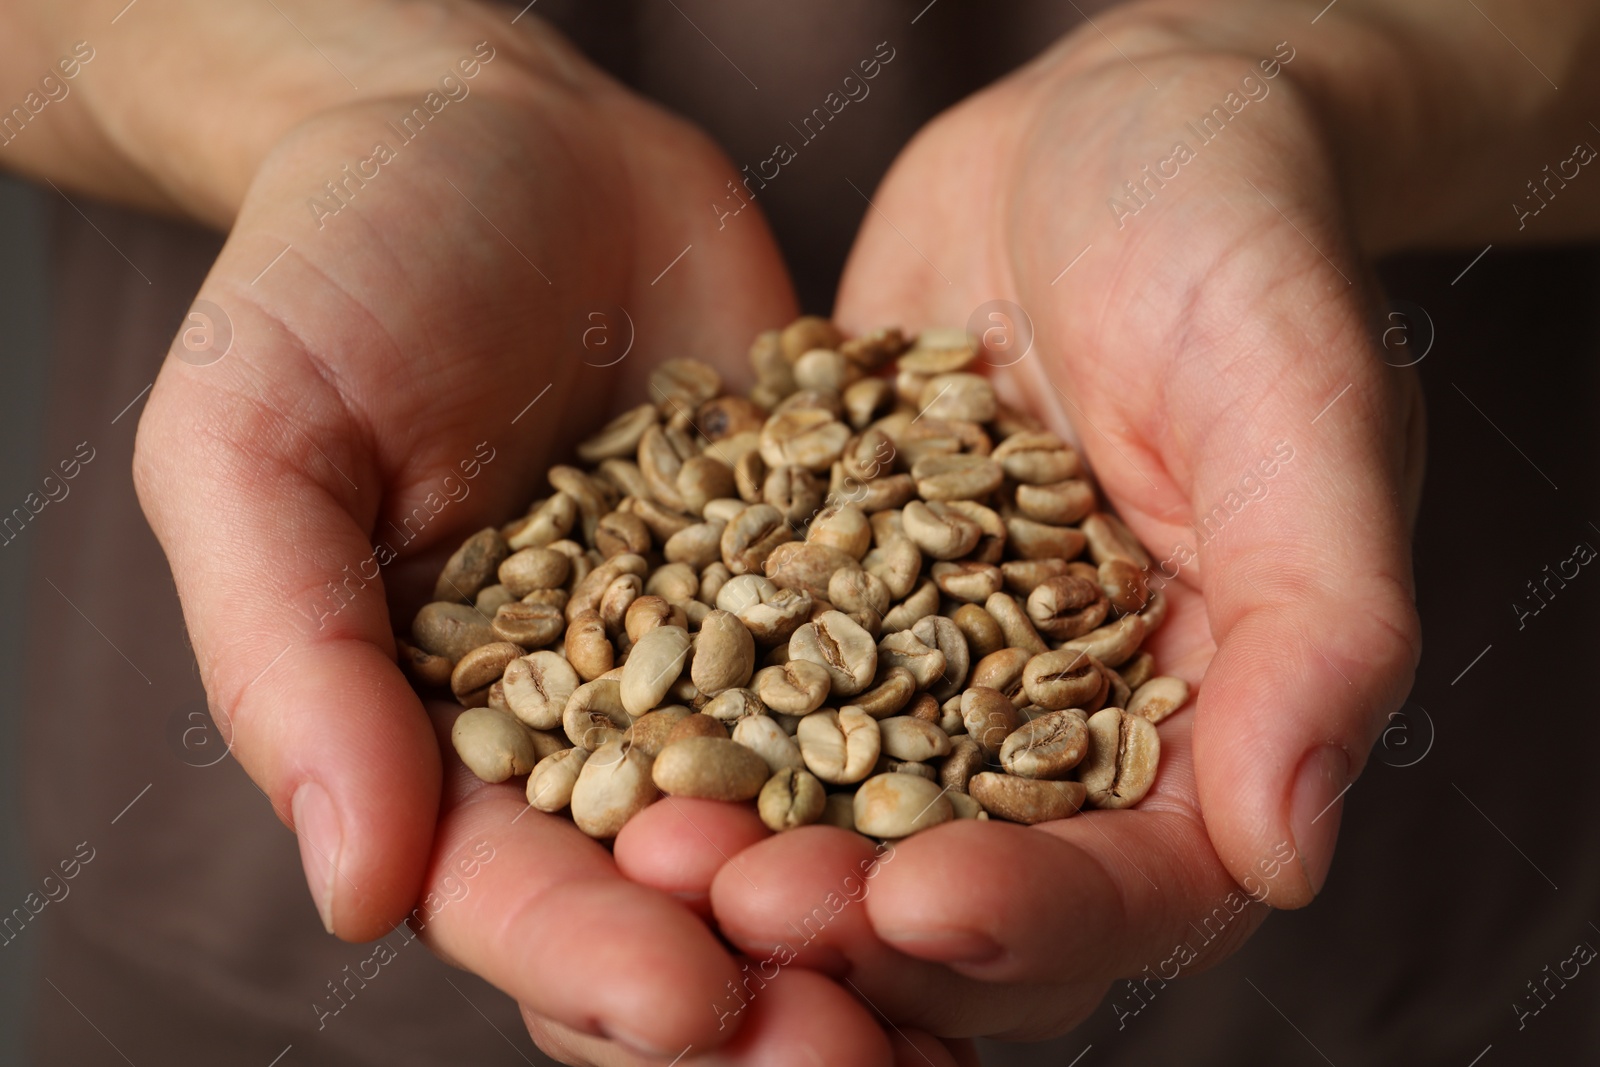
[132,18,801,1057]
[629,4,1422,1044]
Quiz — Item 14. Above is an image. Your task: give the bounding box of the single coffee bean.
[829,569,892,632]
[570,740,659,839]
[452,707,539,783]
[1118,651,1156,691]
[565,609,614,681]
[664,713,729,747]
[969,647,1033,707]
[760,409,851,472]
[663,520,726,570]
[808,504,872,559]
[968,772,1085,824]
[946,500,1007,564]
[984,592,1049,656]
[502,651,580,730]
[731,713,806,774]
[506,492,577,550]
[753,660,832,715]
[412,601,496,662]
[1098,558,1150,614]
[790,611,878,697]
[932,561,1003,603]
[990,432,1080,485]
[1022,648,1109,711]
[526,747,589,812]
[653,736,771,801]
[499,547,572,598]
[907,692,942,725]
[697,395,767,440]
[852,666,917,719]
[1005,516,1088,561]
[950,604,1006,661]
[677,455,737,515]
[758,767,827,831]
[597,573,643,640]
[398,640,453,688]
[880,577,941,633]
[911,614,970,702]
[854,773,954,838]
[1026,576,1110,640]
[593,510,654,559]
[878,716,953,762]
[1081,707,1161,809]
[1082,513,1152,569]
[650,357,722,418]
[911,453,1003,501]
[624,596,683,644]
[703,687,766,722]
[1128,676,1190,724]
[843,378,895,430]
[960,687,1023,758]
[901,500,982,560]
[999,709,1089,780]
[1057,613,1147,668]
[435,527,510,602]
[780,315,843,362]
[721,504,795,576]
[621,625,692,717]
[898,327,977,375]
[919,372,996,423]
[1000,558,1073,596]
[562,678,631,750]
[861,537,922,599]
[577,403,658,463]
[1016,479,1096,526]
[691,609,756,696]
[623,707,695,758]
[797,707,881,784]
[940,735,985,792]
[451,641,523,706]
[794,347,858,393]
[492,600,566,648]
[475,584,517,616]
[877,630,946,690]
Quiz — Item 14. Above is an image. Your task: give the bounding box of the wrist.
[6,1,587,227]
[1036,0,1600,251]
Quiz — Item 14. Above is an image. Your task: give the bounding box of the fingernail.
[292,781,342,934]
[878,928,1003,964]
[1290,745,1350,897]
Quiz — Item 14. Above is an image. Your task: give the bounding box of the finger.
[134,329,439,942]
[1140,234,1419,907]
[522,963,901,1067]
[612,797,771,918]
[414,703,747,1058]
[712,719,1270,1041]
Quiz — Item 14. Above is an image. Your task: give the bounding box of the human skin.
[4,0,1599,1063]
[611,0,1600,1049]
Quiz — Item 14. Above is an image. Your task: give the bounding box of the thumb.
[1172,277,1421,909]
[135,308,439,942]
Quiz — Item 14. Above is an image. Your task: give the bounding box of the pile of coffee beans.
[400,318,1189,841]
